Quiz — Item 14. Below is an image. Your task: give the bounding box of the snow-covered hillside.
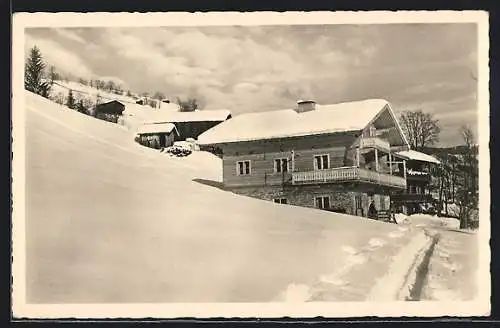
[49,80,182,134]
[24,91,423,303]
[51,80,138,104]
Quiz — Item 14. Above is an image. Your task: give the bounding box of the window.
[314,154,329,170]
[273,198,288,204]
[236,160,251,175]
[315,196,330,209]
[355,195,362,209]
[369,125,376,137]
[379,196,386,210]
[274,158,289,173]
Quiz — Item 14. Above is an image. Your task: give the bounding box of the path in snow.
[420,228,478,301]
[276,221,424,303]
[391,214,479,302]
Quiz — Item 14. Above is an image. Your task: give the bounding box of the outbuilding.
[135,123,180,149]
[92,100,126,123]
[143,109,232,141]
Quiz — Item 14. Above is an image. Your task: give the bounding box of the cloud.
[95,27,351,112]
[54,28,86,44]
[99,76,128,88]
[23,24,479,146]
[25,34,95,78]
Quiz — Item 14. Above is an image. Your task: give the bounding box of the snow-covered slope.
[24,91,414,303]
[51,80,138,104]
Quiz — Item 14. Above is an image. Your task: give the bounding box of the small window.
[355,195,362,209]
[236,160,251,175]
[369,125,376,137]
[314,154,329,170]
[379,196,386,210]
[273,198,288,204]
[274,158,289,173]
[315,196,330,209]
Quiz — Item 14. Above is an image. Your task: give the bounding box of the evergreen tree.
[24,46,51,98]
[66,89,76,109]
[76,100,87,114]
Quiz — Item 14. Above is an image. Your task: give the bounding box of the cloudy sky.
[25,24,478,147]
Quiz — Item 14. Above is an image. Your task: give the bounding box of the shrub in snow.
[164,145,192,157]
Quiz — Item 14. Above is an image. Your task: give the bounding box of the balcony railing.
[360,137,391,153]
[390,193,433,202]
[292,166,407,189]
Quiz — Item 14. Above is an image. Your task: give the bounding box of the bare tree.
[49,66,60,85]
[399,110,441,151]
[457,125,479,229]
[176,97,199,112]
[153,91,166,100]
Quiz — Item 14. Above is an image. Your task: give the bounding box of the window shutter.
[283,159,288,172]
[314,156,321,170]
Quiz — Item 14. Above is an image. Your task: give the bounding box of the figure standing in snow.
[368,201,377,220]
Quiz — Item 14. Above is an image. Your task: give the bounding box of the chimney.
[295,99,317,113]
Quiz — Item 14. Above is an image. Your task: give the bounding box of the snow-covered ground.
[23,91,433,304]
[406,214,478,301]
[422,229,478,301]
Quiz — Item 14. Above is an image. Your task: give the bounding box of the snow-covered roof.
[143,109,232,124]
[159,102,181,112]
[396,150,441,164]
[122,102,156,115]
[136,123,178,135]
[198,99,390,145]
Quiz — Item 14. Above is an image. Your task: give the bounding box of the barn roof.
[136,123,178,135]
[395,150,441,164]
[198,99,395,145]
[95,100,126,114]
[143,109,232,124]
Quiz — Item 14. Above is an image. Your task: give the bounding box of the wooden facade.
[94,100,125,124]
[220,132,358,188]
[136,131,176,149]
[391,159,436,214]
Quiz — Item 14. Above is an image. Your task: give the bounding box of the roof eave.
[198,129,361,147]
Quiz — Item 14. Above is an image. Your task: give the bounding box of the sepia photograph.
[11,11,490,319]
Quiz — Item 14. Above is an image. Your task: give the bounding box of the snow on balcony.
[360,137,391,153]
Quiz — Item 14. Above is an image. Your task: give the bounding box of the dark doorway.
[159,134,166,148]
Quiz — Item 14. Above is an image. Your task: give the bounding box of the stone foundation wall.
[230,184,356,215]
[229,183,393,219]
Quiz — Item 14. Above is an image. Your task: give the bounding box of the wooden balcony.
[391,193,433,202]
[292,166,407,189]
[360,137,391,153]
